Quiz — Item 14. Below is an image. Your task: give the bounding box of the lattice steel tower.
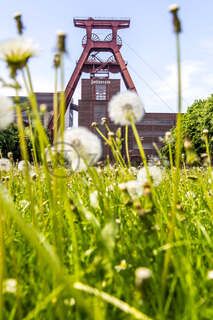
[48,17,137,130]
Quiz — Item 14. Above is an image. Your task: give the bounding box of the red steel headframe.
[48,17,137,130]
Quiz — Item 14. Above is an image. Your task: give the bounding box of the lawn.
[0,7,213,320]
[1,163,212,319]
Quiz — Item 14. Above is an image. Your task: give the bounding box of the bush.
[0,124,32,161]
[161,95,213,161]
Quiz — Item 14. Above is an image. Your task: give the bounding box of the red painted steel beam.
[113,48,136,91]
[65,45,91,106]
[48,45,91,130]
[74,17,130,29]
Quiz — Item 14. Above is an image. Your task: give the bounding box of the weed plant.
[0,7,212,320]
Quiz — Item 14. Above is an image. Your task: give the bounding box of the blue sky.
[0,0,213,113]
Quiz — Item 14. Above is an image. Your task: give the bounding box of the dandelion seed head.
[202,128,209,135]
[135,267,152,288]
[3,279,17,294]
[118,180,143,200]
[128,166,138,176]
[0,96,14,130]
[135,267,152,280]
[0,37,38,75]
[106,183,115,193]
[165,131,172,142]
[207,270,213,280]
[108,131,115,137]
[13,12,22,20]
[108,91,145,125]
[30,171,37,180]
[89,190,99,208]
[64,298,76,306]
[63,127,102,171]
[7,152,13,160]
[184,138,192,150]
[19,199,30,211]
[137,166,163,186]
[168,4,179,13]
[17,160,31,172]
[57,30,66,36]
[91,121,98,128]
[0,158,12,172]
[57,31,67,53]
[101,117,108,125]
[185,191,196,199]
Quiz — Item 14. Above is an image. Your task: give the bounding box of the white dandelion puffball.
[89,190,99,208]
[17,160,31,172]
[108,90,145,125]
[0,37,38,68]
[3,278,17,294]
[118,180,143,200]
[135,267,152,287]
[0,158,12,172]
[137,166,163,186]
[0,96,14,130]
[168,4,180,12]
[207,270,213,280]
[63,127,102,171]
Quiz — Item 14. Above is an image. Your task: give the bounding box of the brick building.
[17,92,74,128]
[78,77,177,159]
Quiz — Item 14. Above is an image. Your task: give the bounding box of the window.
[142,120,175,125]
[94,105,106,122]
[133,142,153,150]
[95,84,107,100]
[137,130,166,137]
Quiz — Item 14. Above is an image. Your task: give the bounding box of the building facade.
[78,77,177,160]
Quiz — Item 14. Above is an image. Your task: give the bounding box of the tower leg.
[48,45,91,131]
[65,45,91,105]
[113,48,137,91]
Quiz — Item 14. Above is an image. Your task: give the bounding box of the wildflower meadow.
[0,5,212,320]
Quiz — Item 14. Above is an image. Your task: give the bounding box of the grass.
[0,8,212,320]
[1,163,212,319]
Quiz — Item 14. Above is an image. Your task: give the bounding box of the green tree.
[161,95,213,161]
[0,124,31,161]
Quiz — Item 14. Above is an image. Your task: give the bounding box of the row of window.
[93,106,176,128]
[95,84,107,100]
[141,120,175,125]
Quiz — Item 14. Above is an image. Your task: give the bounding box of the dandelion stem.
[53,66,59,143]
[0,204,4,320]
[25,65,34,92]
[125,125,131,166]
[95,127,125,166]
[59,53,65,139]
[21,69,30,94]
[130,118,150,181]
[162,19,182,296]
[204,135,211,167]
[74,282,153,320]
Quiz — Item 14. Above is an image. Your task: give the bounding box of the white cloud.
[0,72,54,97]
[153,60,213,112]
[1,59,212,116]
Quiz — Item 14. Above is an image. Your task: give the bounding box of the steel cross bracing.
[48,17,137,131]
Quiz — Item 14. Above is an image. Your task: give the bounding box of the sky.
[0,0,213,113]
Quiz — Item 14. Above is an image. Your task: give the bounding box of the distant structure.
[17,93,75,128]
[65,17,136,103]
[78,78,176,159]
[47,17,177,159]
